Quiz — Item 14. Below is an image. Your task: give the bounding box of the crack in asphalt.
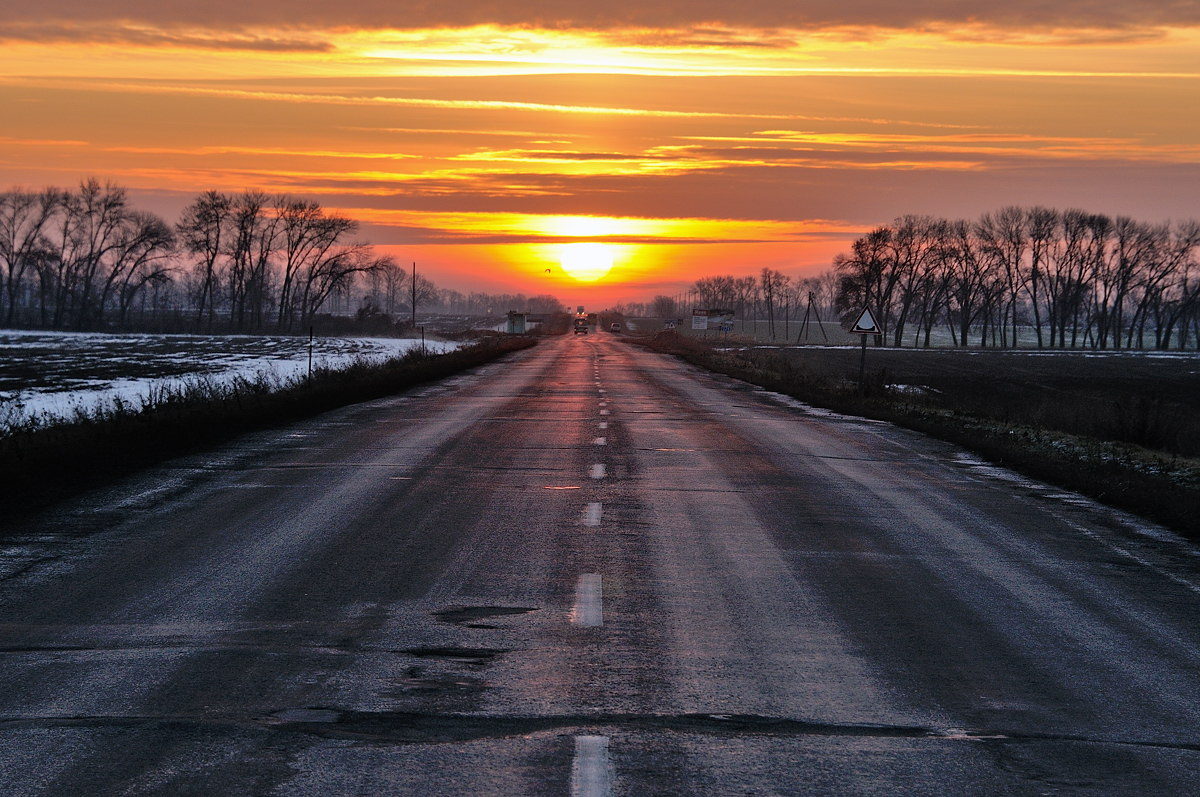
[1,712,1198,753]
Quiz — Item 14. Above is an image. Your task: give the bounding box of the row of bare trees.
[0,181,175,329]
[428,290,565,316]
[177,189,403,332]
[834,208,1200,349]
[614,271,840,337]
[686,270,840,336]
[0,180,389,332]
[0,180,564,333]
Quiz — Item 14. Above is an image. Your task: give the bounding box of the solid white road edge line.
[571,734,613,797]
[572,574,604,628]
[583,502,602,526]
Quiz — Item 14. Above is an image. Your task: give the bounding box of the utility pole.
[411,261,417,330]
[797,291,829,344]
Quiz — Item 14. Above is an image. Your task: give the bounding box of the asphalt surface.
[1,333,1199,794]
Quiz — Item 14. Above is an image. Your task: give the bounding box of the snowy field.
[0,330,459,428]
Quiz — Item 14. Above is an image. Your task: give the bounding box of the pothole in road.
[392,666,488,694]
[403,646,509,667]
[432,606,538,629]
[271,708,340,723]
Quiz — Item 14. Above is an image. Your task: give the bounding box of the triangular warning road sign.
[851,308,881,334]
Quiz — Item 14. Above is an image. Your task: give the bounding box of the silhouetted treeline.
[0,180,564,334]
[834,209,1200,349]
[648,271,838,337]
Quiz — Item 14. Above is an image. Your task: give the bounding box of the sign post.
[308,325,314,380]
[850,308,881,391]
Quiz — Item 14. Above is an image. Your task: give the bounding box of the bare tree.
[178,191,232,330]
[977,206,1027,347]
[58,180,129,329]
[759,268,789,339]
[102,211,175,328]
[0,188,57,325]
[651,295,677,318]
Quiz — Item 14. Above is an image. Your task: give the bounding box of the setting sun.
[556,242,615,282]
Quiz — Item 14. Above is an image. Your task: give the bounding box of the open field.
[0,330,458,427]
[756,345,1200,455]
[628,316,1199,349]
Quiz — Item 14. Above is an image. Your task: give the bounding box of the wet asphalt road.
[1,333,1200,795]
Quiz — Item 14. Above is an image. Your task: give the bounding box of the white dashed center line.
[571,574,604,627]
[598,422,608,430]
[592,437,606,446]
[599,409,609,416]
[571,734,613,796]
[583,502,602,526]
[589,463,606,479]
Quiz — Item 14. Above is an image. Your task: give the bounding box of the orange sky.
[2,5,1198,305]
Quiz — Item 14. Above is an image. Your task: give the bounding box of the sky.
[1,2,1198,306]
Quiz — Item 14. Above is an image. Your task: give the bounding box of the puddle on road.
[432,606,538,629]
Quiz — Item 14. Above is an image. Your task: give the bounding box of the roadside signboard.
[850,308,880,390]
[691,309,708,330]
[851,308,881,335]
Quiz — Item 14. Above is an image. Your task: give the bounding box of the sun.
[557,242,614,282]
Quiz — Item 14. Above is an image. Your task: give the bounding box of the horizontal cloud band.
[4,1,1199,35]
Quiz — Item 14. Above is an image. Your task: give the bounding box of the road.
[1,333,1199,794]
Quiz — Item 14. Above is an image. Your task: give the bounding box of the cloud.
[4,78,779,119]
[452,149,679,163]
[0,22,334,51]
[3,1,1198,40]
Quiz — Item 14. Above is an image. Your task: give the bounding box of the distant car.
[609,323,621,332]
[573,319,589,334]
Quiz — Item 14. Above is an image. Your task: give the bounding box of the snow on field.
[0,330,459,428]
